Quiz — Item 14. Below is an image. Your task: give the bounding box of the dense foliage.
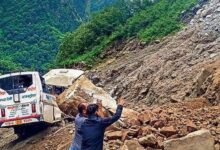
[0,0,116,73]
[57,0,198,67]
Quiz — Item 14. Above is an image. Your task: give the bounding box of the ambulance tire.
[14,126,27,138]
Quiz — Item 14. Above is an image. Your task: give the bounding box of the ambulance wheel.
[14,126,27,138]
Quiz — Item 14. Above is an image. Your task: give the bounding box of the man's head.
[87,104,99,116]
[78,103,88,116]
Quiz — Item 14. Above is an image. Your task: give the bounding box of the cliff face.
[90,0,220,105]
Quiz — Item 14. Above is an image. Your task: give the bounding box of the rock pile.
[103,98,220,150]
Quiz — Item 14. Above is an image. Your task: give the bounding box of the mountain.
[57,0,199,67]
[0,0,116,72]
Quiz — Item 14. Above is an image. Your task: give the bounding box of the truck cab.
[0,72,62,133]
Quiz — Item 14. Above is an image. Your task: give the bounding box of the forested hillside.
[57,0,198,67]
[0,0,116,72]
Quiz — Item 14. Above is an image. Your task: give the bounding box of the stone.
[152,108,163,114]
[106,125,121,132]
[212,117,220,126]
[186,120,197,132]
[150,117,159,126]
[138,134,157,147]
[120,140,145,150]
[90,75,100,84]
[129,119,142,126]
[137,111,152,124]
[121,130,129,142]
[153,120,165,129]
[141,126,153,136]
[164,129,215,150]
[128,126,141,137]
[109,140,122,149]
[106,131,122,140]
[69,130,73,134]
[215,144,220,150]
[160,126,178,137]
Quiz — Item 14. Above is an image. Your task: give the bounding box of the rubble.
[105,131,122,140]
[120,140,144,150]
[186,120,197,132]
[159,126,178,138]
[138,134,157,147]
[100,97,220,150]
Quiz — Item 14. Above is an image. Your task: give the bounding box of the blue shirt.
[81,105,123,150]
[70,113,86,150]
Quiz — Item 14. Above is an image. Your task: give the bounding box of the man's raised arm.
[100,98,125,128]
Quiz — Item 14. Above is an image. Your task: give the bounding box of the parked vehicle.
[0,71,62,136]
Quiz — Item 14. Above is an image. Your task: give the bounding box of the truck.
[0,71,62,136]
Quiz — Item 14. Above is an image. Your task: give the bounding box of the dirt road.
[0,124,74,150]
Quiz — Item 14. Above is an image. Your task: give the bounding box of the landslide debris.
[89,0,220,105]
[0,93,219,150]
[103,99,220,150]
[193,60,220,104]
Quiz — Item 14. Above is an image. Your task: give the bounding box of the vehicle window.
[0,76,13,92]
[41,76,53,95]
[0,74,33,94]
[14,75,33,89]
[43,84,53,94]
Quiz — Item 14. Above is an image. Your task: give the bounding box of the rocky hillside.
[90,0,220,106]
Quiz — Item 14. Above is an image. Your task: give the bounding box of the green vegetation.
[57,0,198,67]
[0,0,116,73]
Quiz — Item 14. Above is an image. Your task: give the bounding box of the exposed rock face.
[91,0,220,105]
[164,130,215,150]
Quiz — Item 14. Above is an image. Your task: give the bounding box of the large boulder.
[164,129,215,150]
[57,75,138,120]
[57,75,117,115]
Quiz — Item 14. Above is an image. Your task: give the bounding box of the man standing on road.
[81,98,125,150]
[69,102,88,150]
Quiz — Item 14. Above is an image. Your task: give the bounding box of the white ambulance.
[0,72,62,135]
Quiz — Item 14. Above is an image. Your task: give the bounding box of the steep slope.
[57,0,198,67]
[0,0,116,72]
[90,0,220,105]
